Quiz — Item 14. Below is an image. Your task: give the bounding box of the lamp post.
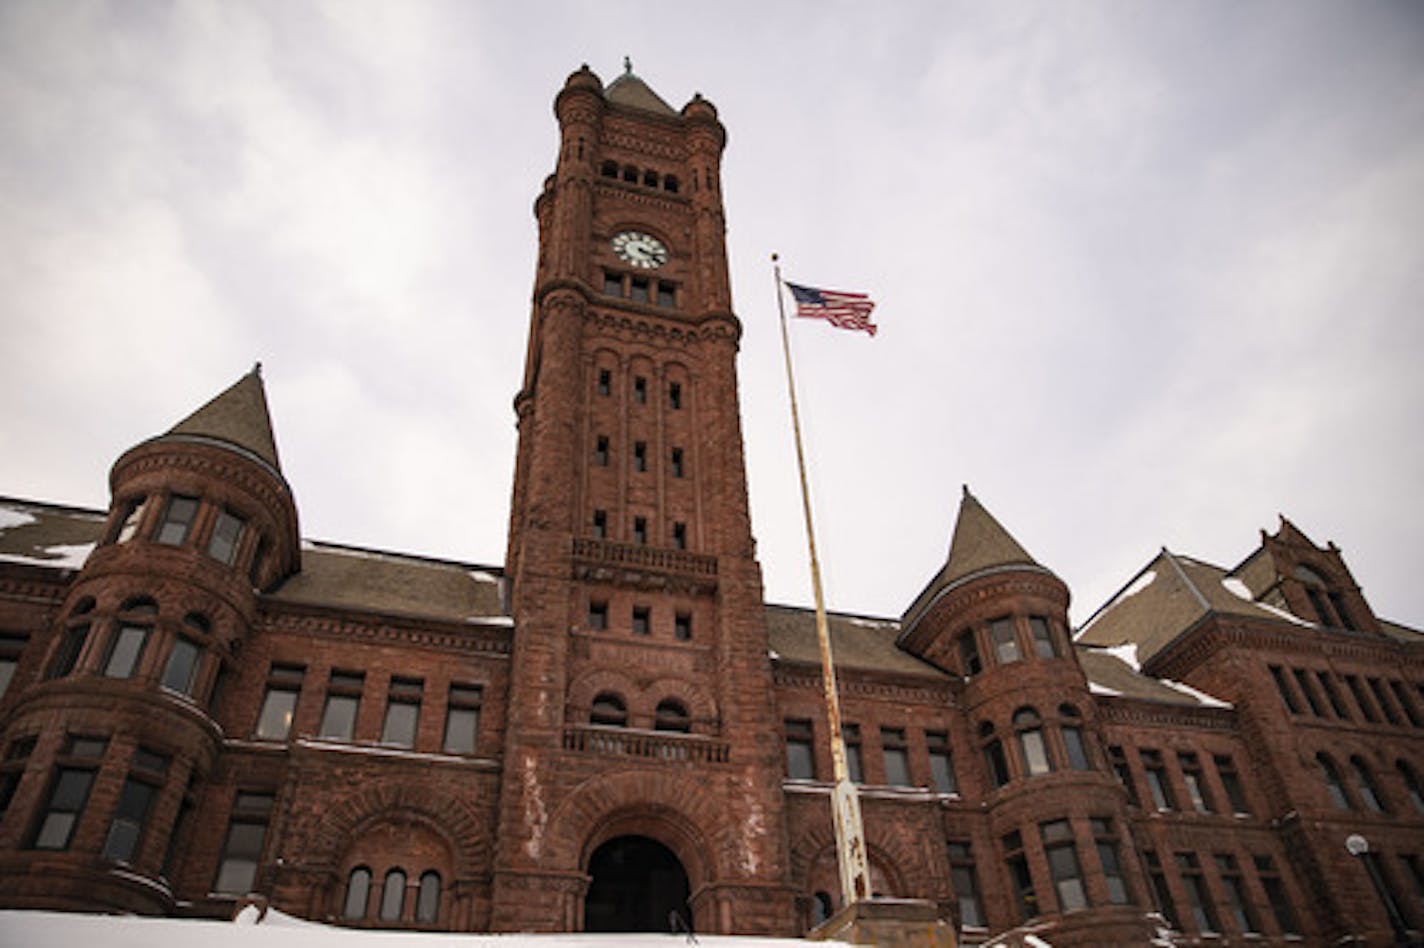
[1346,834,1414,944]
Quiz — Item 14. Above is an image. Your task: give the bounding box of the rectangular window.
[443,684,482,755]
[671,447,684,478]
[1292,668,1325,716]
[1178,752,1213,813]
[656,283,675,307]
[633,441,647,472]
[588,601,608,630]
[843,723,864,783]
[1091,818,1130,905]
[1346,674,1379,721]
[1370,677,1402,724]
[1215,854,1258,934]
[595,435,609,467]
[630,277,649,303]
[1392,681,1422,726]
[1268,665,1301,713]
[633,517,647,545]
[958,631,982,677]
[1062,726,1091,771]
[1318,671,1350,718]
[1176,852,1219,934]
[161,782,194,880]
[381,677,423,748]
[597,368,612,395]
[1029,616,1058,658]
[1142,749,1175,811]
[881,727,911,786]
[213,791,274,895]
[1109,745,1140,806]
[632,606,651,636]
[48,625,88,679]
[1004,830,1037,921]
[989,617,1020,663]
[32,767,97,850]
[1041,819,1087,912]
[1214,755,1250,814]
[0,736,36,819]
[156,495,199,546]
[103,625,150,679]
[0,634,27,698]
[207,510,245,565]
[254,664,304,740]
[1145,851,1179,929]
[1329,591,1357,630]
[668,382,682,410]
[102,751,166,863]
[927,731,957,794]
[947,841,985,928]
[602,273,622,298]
[634,376,647,403]
[115,497,146,543]
[160,637,202,695]
[318,670,364,741]
[984,737,1010,788]
[785,719,815,780]
[592,509,607,538]
[674,612,692,641]
[1253,855,1300,934]
[672,522,687,550]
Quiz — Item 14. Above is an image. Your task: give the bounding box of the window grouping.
[1111,745,1252,816]
[957,614,1064,678]
[1269,662,1423,726]
[602,270,677,308]
[586,600,693,642]
[992,818,1136,921]
[112,491,263,579]
[1293,564,1359,630]
[344,865,443,926]
[980,705,1094,789]
[599,160,679,194]
[783,718,957,791]
[1316,751,1391,813]
[1145,847,1302,938]
[587,692,691,733]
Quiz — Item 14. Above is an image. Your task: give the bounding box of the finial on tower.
[624,55,633,74]
[252,361,263,377]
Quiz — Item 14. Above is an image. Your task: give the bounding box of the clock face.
[611,231,669,269]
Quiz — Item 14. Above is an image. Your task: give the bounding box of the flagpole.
[772,253,871,912]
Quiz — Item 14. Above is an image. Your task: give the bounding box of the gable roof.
[165,367,282,472]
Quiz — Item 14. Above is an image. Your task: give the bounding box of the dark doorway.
[585,835,691,932]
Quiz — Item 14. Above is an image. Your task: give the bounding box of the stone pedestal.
[808,898,956,948]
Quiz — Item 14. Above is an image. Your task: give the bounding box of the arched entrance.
[584,835,691,933]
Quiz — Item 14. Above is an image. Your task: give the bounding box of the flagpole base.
[807,897,956,947]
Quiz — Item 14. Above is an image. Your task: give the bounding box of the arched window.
[1318,753,1350,809]
[591,693,627,727]
[1014,707,1052,777]
[980,721,1010,788]
[812,890,834,926]
[343,866,371,919]
[1350,756,1387,812]
[622,165,638,183]
[654,699,690,732]
[120,596,158,616]
[184,613,211,635]
[416,870,441,924]
[380,868,406,922]
[600,160,618,178]
[642,169,659,188]
[1059,705,1091,771]
[1399,761,1424,813]
[663,174,679,194]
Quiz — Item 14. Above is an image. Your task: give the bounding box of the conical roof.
[166,366,281,472]
[604,58,676,116]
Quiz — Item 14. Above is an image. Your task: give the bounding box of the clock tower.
[492,63,795,934]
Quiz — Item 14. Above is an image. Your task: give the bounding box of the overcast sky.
[2,1,1421,629]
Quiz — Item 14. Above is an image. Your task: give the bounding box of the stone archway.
[584,835,691,933]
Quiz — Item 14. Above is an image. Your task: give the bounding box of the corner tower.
[493,65,793,934]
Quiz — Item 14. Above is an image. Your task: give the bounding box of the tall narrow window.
[115,497,146,543]
[592,509,607,538]
[213,791,273,894]
[31,736,106,851]
[1178,752,1213,813]
[1269,665,1301,713]
[1329,591,1357,630]
[255,664,304,740]
[671,447,684,478]
[597,368,612,395]
[633,441,647,472]
[1091,818,1130,905]
[785,719,815,780]
[380,868,407,921]
[207,510,246,565]
[602,272,623,297]
[588,600,608,630]
[48,624,88,679]
[1041,819,1087,912]
[344,866,372,919]
[656,282,675,307]
[1059,705,1091,771]
[1029,616,1058,658]
[103,625,150,679]
[989,617,1020,664]
[668,382,682,410]
[982,722,1010,788]
[1370,677,1401,724]
[633,376,647,403]
[1142,749,1175,811]
[1004,830,1037,921]
[102,749,167,863]
[0,633,27,698]
[595,436,609,467]
[672,522,687,550]
[630,277,649,303]
[1292,668,1326,716]
[161,635,202,696]
[842,724,863,783]
[927,731,957,794]
[1109,745,1140,806]
[1176,852,1219,934]
[1214,755,1250,814]
[633,517,647,545]
[443,684,482,755]
[881,727,911,787]
[0,737,37,821]
[958,630,982,677]
[1014,708,1051,777]
[674,612,692,641]
[947,841,984,928]
[381,677,423,748]
[156,495,199,545]
[1350,755,1386,812]
[319,670,364,741]
[1347,674,1379,721]
[1215,854,1258,934]
[1318,671,1350,718]
[632,605,651,635]
[417,870,441,924]
[1391,681,1422,726]
[1145,851,1179,929]
[1399,760,1424,813]
[1318,753,1351,809]
[1254,855,1300,935]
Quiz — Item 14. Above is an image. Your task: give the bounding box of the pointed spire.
[603,59,677,115]
[938,486,1041,588]
[166,367,282,472]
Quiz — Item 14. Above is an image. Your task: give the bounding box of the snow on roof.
[1159,678,1233,708]
[0,908,809,947]
[0,509,38,530]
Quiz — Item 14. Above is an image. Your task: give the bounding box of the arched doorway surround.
[584,835,691,932]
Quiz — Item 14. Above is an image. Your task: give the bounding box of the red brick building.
[1,64,1421,946]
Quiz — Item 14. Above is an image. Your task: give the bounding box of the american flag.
[784,281,878,337]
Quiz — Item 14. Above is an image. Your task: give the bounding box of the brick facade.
[1,64,1421,946]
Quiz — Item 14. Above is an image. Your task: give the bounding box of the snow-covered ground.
[0,908,809,948]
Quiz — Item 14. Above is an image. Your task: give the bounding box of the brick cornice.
[772,661,955,706]
[259,604,512,657]
[1094,694,1236,732]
